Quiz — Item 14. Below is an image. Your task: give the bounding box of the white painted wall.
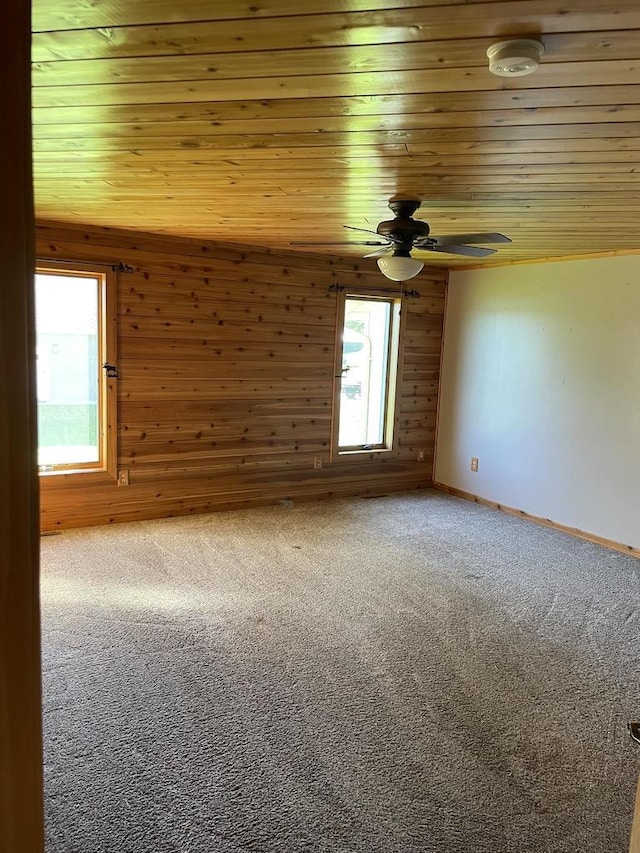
[435,254,640,549]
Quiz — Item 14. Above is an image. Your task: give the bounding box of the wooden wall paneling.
[34,220,376,273]
[38,222,446,530]
[1,0,44,850]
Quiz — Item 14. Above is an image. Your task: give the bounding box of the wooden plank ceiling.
[32,0,640,267]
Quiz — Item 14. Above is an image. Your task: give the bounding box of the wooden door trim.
[0,0,45,850]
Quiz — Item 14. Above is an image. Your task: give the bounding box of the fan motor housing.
[376,199,429,245]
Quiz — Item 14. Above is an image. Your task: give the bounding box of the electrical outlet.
[313,456,322,470]
[117,469,130,486]
[470,457,479,472]
[417,448,425,462]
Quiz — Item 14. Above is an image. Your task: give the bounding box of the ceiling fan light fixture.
[377,254,424,281]
[487,39,544,77]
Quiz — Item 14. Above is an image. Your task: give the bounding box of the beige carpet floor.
[40,490,640,852]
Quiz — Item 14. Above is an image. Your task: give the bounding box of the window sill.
[333,447,399,463]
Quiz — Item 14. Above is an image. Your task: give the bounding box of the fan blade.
[422,232,511,247]
[423,244,497,258]
[289,240,389,247]
[364,246,393,259]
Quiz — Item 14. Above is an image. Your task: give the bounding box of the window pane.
[338,298,391,448]
[35,273,100,467]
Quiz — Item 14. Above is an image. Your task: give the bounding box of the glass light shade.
[376,255,424,281]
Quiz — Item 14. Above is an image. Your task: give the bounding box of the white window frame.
[36,261,117,485]
[331,290,405,461]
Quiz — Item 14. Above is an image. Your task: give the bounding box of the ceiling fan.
[291,198,511,280]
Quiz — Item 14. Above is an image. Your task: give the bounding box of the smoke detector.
[487,39,544,77]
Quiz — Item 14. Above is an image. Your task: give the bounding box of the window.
[35,263,116,480]
[332,293,402,457]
